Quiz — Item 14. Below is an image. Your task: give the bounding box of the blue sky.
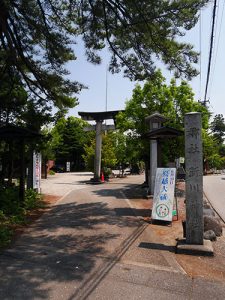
[67,2,225,119]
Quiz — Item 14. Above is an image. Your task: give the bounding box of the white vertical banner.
[152,168,176,222]
[66,162,71,172]
[33,151,42,193]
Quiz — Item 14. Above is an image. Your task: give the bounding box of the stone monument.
[176,112,213,255]
[185,112,204,244]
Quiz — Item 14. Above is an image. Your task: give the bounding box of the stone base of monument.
[176,239,214,256]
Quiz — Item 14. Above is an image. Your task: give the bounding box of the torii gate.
[78,110,122,182]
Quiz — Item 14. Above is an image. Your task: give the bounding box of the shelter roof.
[145,112,168,124]
[144,126,183,140]
[0,124,42,139]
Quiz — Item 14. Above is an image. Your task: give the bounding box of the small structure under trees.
[0,124,41,201]
[144,113,183,194]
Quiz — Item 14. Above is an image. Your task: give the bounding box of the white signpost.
[33,151,41,193]
[66,162,71,172]
[152,168,176,222]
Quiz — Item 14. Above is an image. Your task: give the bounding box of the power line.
[105,65,108,113]
[203,0,217,105]
[105,65,108,130]
[199,8,202,100]
[208,0,225,98]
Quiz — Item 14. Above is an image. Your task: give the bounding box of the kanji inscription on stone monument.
[185,112,203,245]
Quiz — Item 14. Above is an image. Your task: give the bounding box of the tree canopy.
[44,116,93,170]
[83,131,118,171]
[78,0,208,80]
[0,0,209,111]
[116,71,210,164]
[0,2,81,109]
[210,114,225,145]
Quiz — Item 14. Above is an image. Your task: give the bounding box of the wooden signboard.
[152,168,176,222]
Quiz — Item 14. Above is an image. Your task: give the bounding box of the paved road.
[41,172,94,197]
[204,174,225,222]
[0,175,149,299]
[1,173,225,299]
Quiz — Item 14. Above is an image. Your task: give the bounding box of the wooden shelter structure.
[144,113,183,194]
[0,124,42,201]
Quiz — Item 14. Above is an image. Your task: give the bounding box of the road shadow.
[54,181,89,185]
[114,207,151,218]
[92,184,150,218]
[0,199,140,299]
[92,183,147,201]
[139,242,175,253]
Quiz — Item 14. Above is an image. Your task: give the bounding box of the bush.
[103,167,112,176]
[49,170,55,175]
[0,210,13,248]
[0,186,22,215]
[24,189,43,210]
[208,154,224,169]
[0,186,44,249]
[0,225,13,248]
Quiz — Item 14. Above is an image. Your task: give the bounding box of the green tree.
[210,114,225,145]
[83,131,118,171]
[0,0,209,109]
[83,138,96,171]
[110,131,128,170]
[102,132,117,169]
[0,3,81,110]
[77,0,209,80]
[117,71,210,166]
[83,130,144,174]
[0,51,26,125]
[205,114,225,170]
[48,116,93,170]
[0,69,27,125]
[0,50,54,129]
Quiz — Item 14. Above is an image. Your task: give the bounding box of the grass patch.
[0,186,45,249]
[49,170,55,175]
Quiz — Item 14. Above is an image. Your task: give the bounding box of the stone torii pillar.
[95,120,103,180]
[79,110,122,182]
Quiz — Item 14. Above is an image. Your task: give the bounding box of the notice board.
[33,151,42,193]
[152,168,176,222]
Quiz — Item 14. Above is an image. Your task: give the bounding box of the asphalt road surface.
[1,173,225,299]
[40,172,94,196]
[204,174,225,222]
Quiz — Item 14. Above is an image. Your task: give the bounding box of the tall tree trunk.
[0,142,8,185]
[19,139,25,202]
[7,141,13,186]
